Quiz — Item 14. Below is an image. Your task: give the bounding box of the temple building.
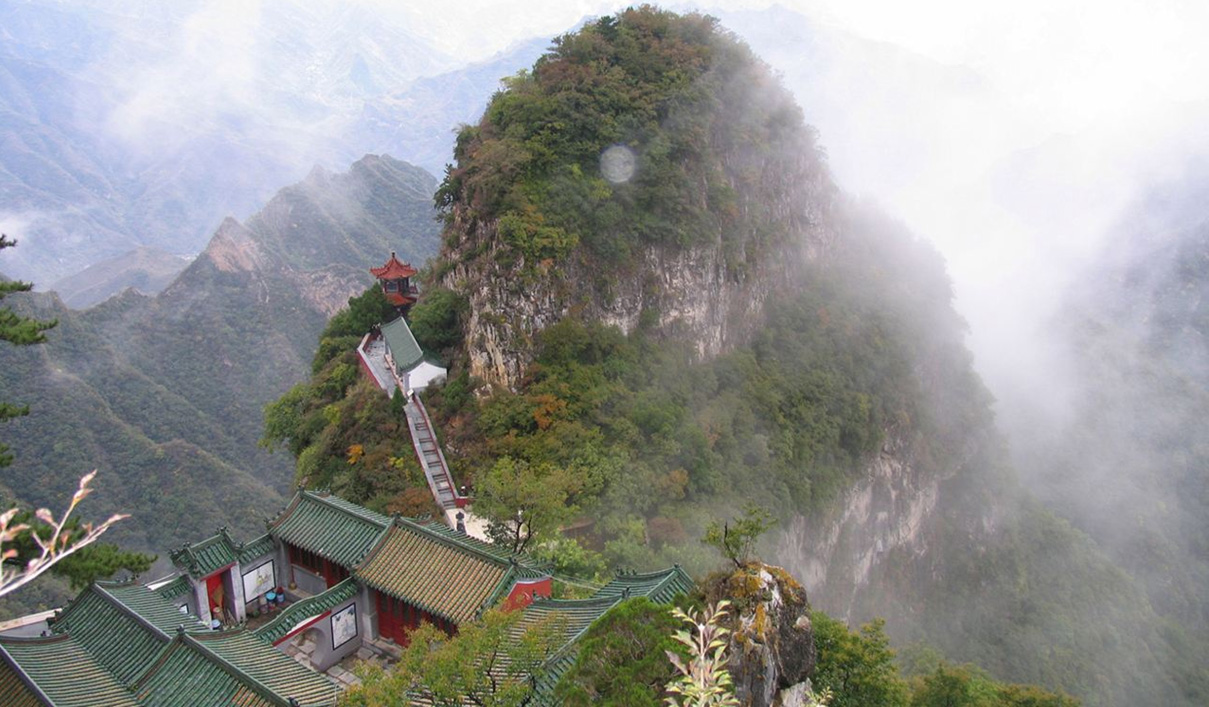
[360,316,447,395]
[0,489,694,706]
[0,579,341,706]
[358,252,447,395]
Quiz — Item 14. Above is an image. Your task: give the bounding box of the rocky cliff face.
[773,428,939,617]
[706,563,818,707]
[440,176,836,389]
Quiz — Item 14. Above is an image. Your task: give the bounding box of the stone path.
[402,394,461,510]
[280,631,398,690]
[357,334,491,541]
[357,336,397,394]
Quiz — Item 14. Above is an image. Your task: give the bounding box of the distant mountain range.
[48,247,191,308]
[3,1,980,306]
[0,154,440,594]
[0,0,461,289]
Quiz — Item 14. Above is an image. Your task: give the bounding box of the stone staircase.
[402,393,463,511]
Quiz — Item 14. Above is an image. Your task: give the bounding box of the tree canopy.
[342,609,564,707]
[554,597,684,706]
[0,235,57,466]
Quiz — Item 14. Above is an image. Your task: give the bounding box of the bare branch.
[0,472,128,597]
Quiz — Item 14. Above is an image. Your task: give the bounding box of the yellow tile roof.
[354,519,516,624]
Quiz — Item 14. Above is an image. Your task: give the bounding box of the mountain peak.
[432,7,833,388]
[205,217,263,273]
[305,164,333,184]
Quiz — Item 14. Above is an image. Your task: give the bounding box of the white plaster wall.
[405,361,447,391]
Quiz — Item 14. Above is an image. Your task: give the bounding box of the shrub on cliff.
[555,597,685,706]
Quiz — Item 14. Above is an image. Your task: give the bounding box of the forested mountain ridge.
[427,10,1209,704]
[0,154,440,616]
[258,9,1198,704]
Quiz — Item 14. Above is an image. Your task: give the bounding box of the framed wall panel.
[331,603,358,649]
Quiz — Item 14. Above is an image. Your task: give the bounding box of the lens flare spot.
[600,144,636,184]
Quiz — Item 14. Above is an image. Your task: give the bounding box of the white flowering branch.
[0,471,128,597]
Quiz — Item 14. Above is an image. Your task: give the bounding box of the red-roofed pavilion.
[370,251,418,313]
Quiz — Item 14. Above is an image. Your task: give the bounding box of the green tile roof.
[504,596,625,704]
[132,634,278,707]
[269,490,390,569]
[0,656,42,707]
[128,628,342,707]
[50,585,176,685]
[518,596,623,646]
[192,630,342,707]
[592,566,695,605]
[238,533,276,564]
[354,518,520,625]
[420,520,548,576]
[99,582,205,634]
[169,528,239,578]
[5,572,344,706]
[0,633,141,707]
[153,575,194,602]
[254,578,359,645]
[170,528,277,580]
[381,316,425,372]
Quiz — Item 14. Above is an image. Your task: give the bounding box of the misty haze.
[1,2,1206,706]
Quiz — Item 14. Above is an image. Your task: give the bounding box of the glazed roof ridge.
[60,582,173,643]
[253,578,359,645]
[391,515,521,570]
[419,520,548,572]
[296,488,391,528]
[0,633,140,707]
[369,252,417,280]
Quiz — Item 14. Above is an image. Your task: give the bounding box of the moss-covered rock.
[705,562,816,707]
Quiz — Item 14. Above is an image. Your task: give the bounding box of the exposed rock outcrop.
[440,202,833,390]
[705,563,817,707]
[773,427,938,617]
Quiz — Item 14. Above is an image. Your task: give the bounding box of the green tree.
[702,504,774,569]
[4,508,154,589]
[812,611,910,707]
[0,238,131,599]
[0,235,57,466]
[53,543,155,590]
[313,286,398,371]
[555,597,685,706]
[909,663,1080,707]
[408,287,468,355]
[476,457,581,554]
[323,285,398,339]
[343,609,563,707]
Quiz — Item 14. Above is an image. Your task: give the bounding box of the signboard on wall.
[241,560,275,600]
[331,603,358,649]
